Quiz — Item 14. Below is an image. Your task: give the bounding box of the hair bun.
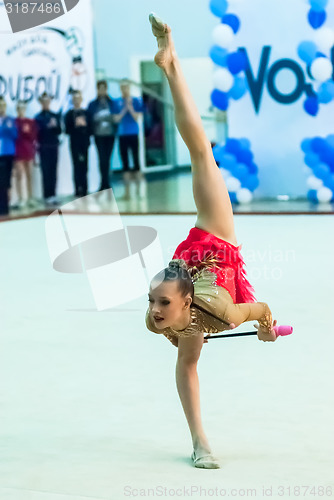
[168,259,189,271]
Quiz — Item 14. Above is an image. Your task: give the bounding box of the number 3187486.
[5,3,62,14]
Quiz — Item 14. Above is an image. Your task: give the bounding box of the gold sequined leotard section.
[145,258,274,344]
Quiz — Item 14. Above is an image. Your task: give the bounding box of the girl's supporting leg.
[12,161,24,203]
[150,14,237,246]
[23,160,34,200]
[176,332,214,457]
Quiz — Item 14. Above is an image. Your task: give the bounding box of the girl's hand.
[253,319,278,342]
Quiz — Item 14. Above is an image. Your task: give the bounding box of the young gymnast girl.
[145,13,278,469]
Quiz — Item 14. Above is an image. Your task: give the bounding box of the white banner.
[0,0,98,196]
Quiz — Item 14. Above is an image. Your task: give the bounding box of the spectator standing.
[65,90,91,197]
[12,100,38,209]
[35,92,62,206]
[113,79,145,200]
[87,80,116,192]
[0,97,18,215]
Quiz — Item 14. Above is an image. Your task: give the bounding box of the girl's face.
[40,98,51,111]
[17,103,26,117]
[148,279,191,330]
[0,100,6,116]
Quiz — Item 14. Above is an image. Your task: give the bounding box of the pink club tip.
[273,325,293,336]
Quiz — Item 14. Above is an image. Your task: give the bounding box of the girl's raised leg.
[149,13,237,246]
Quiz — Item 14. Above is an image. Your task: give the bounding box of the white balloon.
[220,167,231,180]
[311,57,333,82]
[236,188,252,204]
[316,186,333,203]
[226,176,241,192]
[213,68,234,92]
[315,28,334,53]
[212,24,234,49]
[303,166,313,176]
[306,175,323,190]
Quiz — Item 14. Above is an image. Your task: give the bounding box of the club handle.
[204,325,293,340]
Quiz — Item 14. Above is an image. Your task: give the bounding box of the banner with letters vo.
[211,0,334,199]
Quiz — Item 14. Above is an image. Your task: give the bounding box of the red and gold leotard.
[145,227,273,344]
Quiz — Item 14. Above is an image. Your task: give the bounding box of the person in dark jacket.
[65,90,91,197]
[87,80,116,192]
[35,92,62,206]
[0,96,18,215]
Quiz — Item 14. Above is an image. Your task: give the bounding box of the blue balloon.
[315,51,327,58]
[318,83,334,104]
[297,41,317,63]
[319,82,334,104]
[308,8,326,29]
[231,162,249,181]
[235,148,253,165]
[311,137,326,154]
[307,189,318,202]
[248,162,258,175]
[222,13,240,34]
[304,152,320,167]
[225,138,241,155]
[326,134,334,148]
[220,153,238,170]
[226,51,248,75]
[239,138,251,150]
[242,174,260,191]
[229,191,238,203]
[209,45,228,67]
[319,145,334,168]
[310,0,329,12]
[326,173,334,191]
[326,82,334,97]
[229,76,247,100]
[211,89,229,111]
[209,0,228,18]
[301,138,313,154]
[213,144,225,162]
[303,95,319,116]
[313,162,331,181]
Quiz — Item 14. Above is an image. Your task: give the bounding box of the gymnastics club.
[204,325,293,340]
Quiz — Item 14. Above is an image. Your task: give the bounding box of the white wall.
[92,0,219,168]
[92,0,218,89]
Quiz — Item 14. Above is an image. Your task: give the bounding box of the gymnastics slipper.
[191,450,221,469]
[149,12,165,32]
